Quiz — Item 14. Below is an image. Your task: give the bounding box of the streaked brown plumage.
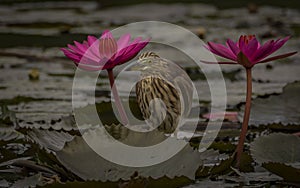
[134,52,193,133]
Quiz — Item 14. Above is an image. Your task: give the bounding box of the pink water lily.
[61,30,149,71]
[204,35,296,68]
[61,30,150,126]
[203,35,297,169]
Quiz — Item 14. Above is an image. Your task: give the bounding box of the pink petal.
[74,41,87,54]
[82,41,89,48]
[122,41,148,59]
[61,31,150,71]
[87,35,97,46]
[200,60,237,64]
[256,51,297,64]
[116,37,142,58]
[82,51,101,65]
[207,42,237,61]
[114,46,140,63]
[100,30,113,39]
[251,39,275,62]
[243,38,259,61]
[117,33,131,51]
[238,36,246,50]
[88,40,101,59]
[115,40,149,64]
[255,37,290,62]
[61,48,81,62]
[70,42,100,64]
[226,39,240,55]
[67,43,100,66]
[103,60,118,70]
[269,36,290,55]
[130,37,143,45]
[67,44,82,55]
[79,53,105,67]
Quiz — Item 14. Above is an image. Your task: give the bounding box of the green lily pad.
[208,142,236,153]
[225,170,282,184]
[239,82,300,126]
[263,162,300,183]
[250,133,300,164]
[196,157,234,178]
[193,79,285,106]
[0,131,24,142]
[11,173,45,188]
[0,105,17,128]
[182,178,238,188]
[238,63,300,84]
[17,114,78,131]
[44,180,117,188]
[45,176,192,188]
[0,179,9,188]
[0,105,23,141]
[0,157,32,168]
[27,129,74,152]
[52,125,228,181]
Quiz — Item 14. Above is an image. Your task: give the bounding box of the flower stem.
[107,69,129,125]
[236,68,252,168]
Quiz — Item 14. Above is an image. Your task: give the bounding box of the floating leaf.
[238,63,300,84]
[9,160,57,176]
[239,82,300,126]
[193,79,285,106]
[4,143,30,155]
[225,170,282,184]
[18,114,79,131]
[199,149,228,166]
[0,105,23,141]
[0,157,32,168]
[0,105,17,128]
[45,176,192,188]
[0,131,24,141]
[0,157,56,176]
[208,142,236,153]
[210,157,234,175]
[0,179,9,188]
[196,157,234,178]
[12,1,98,12]
[250,133,300,164]
[52,125,226,181]
[182,178,238,188]
[263,162,300,183]
[26,129,74,152]
[11,173,45,188]
[44,180,116,188]
[238,153,254,172]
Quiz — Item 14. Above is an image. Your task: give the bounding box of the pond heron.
[134,52,193,134]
